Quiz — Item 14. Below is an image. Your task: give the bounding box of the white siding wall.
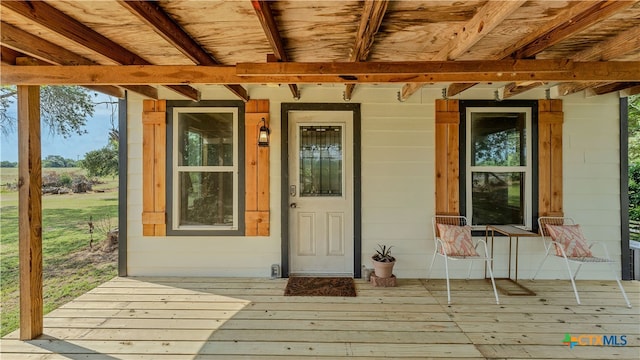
[126,85,623,280]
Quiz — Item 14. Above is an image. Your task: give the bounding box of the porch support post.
[17,83,43,340]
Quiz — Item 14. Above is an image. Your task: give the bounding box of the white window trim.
[172,107,239,231]
[465,107,532,229]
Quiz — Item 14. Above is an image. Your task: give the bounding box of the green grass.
[0,171,118,337]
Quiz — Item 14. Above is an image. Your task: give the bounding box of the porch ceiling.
[1,0,640,101]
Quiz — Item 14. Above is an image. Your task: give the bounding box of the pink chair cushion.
[545,224,593,258]
[436,223,478,257]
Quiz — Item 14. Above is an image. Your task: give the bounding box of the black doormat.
[284,277,356,297]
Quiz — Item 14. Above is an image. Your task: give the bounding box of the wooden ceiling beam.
[401,0,525,101]
[236,60,580,76]
[344,0,389,101]
[1,0,199,101]
[447,0,634,97]
[586,82,640,96]
[3,61,639,85]
[0,22,154,99]
[251,1,299,100]
[118,0,246,101]
[2,47,125,99]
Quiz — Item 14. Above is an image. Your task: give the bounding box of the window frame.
[166,100,245,236]
[459,100,538,231]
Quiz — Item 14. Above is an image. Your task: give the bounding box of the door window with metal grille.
[299,126,343,197]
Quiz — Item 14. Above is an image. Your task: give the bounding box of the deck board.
[2,277,638,359]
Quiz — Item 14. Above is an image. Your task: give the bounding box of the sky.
[0,93,118,162]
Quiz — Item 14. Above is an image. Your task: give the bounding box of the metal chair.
[533,217,631,308]
[428,215,499,305]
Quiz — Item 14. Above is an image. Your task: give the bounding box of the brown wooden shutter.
[435,99,460,215]
[538,99,563,217]
[245,100,270,236]
[142,100,166,236]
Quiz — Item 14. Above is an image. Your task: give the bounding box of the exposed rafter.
[3,60,639,85]
[0,21,154,99]
[551,82,600,97]
[621,86,640,97]
[573,26,640,62]
[119,0,247,101]
[447,0,634,97]
[251,0,299,99]
[497,82,547,100]
[551,25,640,98]
[586,82,640,97]
[401,0,526,101]
[344,0,389,101]
[1,0,199,101]
[513,1,634,59]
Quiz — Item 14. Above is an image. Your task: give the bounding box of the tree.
[628,95,640,163]
[79,140,118,177]
[629,95,640,221]
[0,85,96,138]
[42,155,77,168]
[0,161,17,168]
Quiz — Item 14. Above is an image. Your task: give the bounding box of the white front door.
[288,111,354,276]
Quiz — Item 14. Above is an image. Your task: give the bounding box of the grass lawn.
[0,168,118,337]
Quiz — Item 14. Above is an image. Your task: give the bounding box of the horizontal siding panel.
[127,250,280,269]
[363,131,432,147]
[362,190,430,208]
[362,162,431,177]
[363,207,430,224]
[364,146,433,162]
[361,116,432,130]
[363,175,432,191]
[583,149,620,164]
[563,178,620,195]
[362,223,426,240]
[564,163,619,178]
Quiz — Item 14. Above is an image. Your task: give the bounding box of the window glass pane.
[471,112,526,166]
[179,172,233,226]
[471,172,524,225]
[299,126,342,196]
[178,112,234,166]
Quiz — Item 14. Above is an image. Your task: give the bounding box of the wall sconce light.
[258,117,270,147]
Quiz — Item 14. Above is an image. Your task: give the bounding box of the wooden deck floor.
[1,277,639,359]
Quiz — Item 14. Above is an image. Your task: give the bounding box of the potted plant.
[371,244,396,278]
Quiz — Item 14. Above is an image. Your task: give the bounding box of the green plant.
[372,244,395,263]
[59,173,73,187]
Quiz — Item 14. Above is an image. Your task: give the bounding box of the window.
[299,126,343,197]
[167,102,244,235]
[464,105,534,229]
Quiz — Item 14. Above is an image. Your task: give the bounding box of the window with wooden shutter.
[436,99,562,230]
[142,99,270,236]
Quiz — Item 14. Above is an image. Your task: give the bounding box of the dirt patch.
[45,240,117,278]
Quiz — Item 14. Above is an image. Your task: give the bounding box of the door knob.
[290,203,297,208]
